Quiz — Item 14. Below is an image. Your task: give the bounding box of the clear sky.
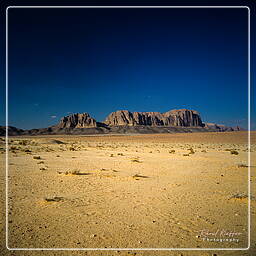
[0,4,254,130]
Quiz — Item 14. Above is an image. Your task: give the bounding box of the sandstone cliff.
[57,113,97,128]
[104,109,203,127]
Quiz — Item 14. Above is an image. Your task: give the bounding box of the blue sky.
[0,5,254,129]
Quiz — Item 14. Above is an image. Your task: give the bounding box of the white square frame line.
[5,5,251,251]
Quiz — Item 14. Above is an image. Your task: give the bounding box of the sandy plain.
[0,131,255,256]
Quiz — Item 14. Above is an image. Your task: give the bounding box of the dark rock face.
[163,109,203,127]
[0,126,24,136]
[104,109,203,127]
[104,110,135,126]
[57,113,97,128]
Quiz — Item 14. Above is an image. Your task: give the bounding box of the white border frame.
[5,5,251,251]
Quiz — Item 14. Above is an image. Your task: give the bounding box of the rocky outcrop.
[1,108,245,136]
[163,109,203,127]
[0,126,24,136]
[104,110,135,126]
[57,113,97,128]
[203,123,245,132]
[104,109,203,127]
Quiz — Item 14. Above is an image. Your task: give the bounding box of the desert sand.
[0,131,255,256]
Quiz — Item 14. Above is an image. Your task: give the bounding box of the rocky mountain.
[0,126,24,136]
[0,108,245,136]
[204,123,244,132]
[56,113,97,128]
[104,109,203,127]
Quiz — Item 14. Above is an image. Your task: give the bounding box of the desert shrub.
[44,196,64,202]
[33,156,41,160]
[169,150,175,154]
[188,148,195,154]
[70,170,81,175]
[19,140,29,146]
[183,154,190,156]
[62,170,87,175]
[230,150,239,155]
[238,163,248,168]
[132,174,148,179]
[131,157,141,163]
[64,170,77,175]
[229,193,248,200]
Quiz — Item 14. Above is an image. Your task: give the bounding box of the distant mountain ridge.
[0,108,244,136]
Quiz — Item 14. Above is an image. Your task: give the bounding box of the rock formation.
[0,126,24,136]
[104,109,203,127]
[1,108,244,136]
[57,113,97,128]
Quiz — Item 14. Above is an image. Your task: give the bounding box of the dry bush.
[131,157,141,163]
[229,193,248,200]
[44,196,64,202]
[238,163,248,168]
[188,148,195,154]
[58,170,89,176]
[230,150,239,155]
[18,140,29,146]
[132,174,149,179]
